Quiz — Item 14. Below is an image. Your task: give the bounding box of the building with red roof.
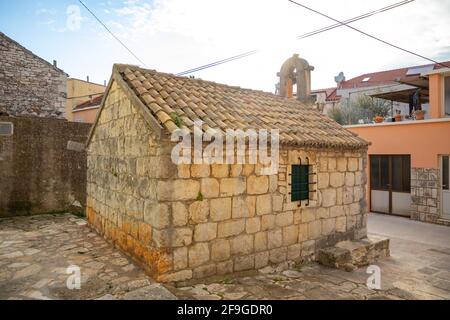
[313,60,450,117]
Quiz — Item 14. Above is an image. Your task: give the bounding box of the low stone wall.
[411,167,449,226]
[0,116,91,217]
[318,235,390,271]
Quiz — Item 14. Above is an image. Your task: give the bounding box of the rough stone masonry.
[410,168,449,226]
[86,80,370,284]
[0,116,91,217]
[0,32,67,119]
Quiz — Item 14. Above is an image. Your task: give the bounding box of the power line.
[67,92,105,100]
[296,0,414,40]
[177,50,259,76]
[288,0,450,69]
[176,0,415,76]
[78,0,148,68]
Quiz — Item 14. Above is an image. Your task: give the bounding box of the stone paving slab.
[171,245,450,301]
[0,214,176,300]
[0,214,449,300]
[171,229,450,300]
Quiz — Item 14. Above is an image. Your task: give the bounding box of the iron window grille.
[291,164,310,202]
[289,157,317,206]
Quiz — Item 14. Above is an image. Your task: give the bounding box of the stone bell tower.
[277,54,314,103]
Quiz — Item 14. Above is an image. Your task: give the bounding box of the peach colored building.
[72,95,103,124]
[66,78,105,122]
[346,67,450,225]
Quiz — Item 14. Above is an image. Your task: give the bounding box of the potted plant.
[394,110,402,122]
[415,109,426,120]
[374,116,384,123]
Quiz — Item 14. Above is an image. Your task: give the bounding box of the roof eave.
[86,64,164,148]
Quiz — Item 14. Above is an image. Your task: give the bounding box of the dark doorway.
[370,155,411,216]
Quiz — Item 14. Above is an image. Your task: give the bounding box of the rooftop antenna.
[334,72,346,88]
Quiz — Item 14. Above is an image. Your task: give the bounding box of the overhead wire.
[78,0,148,67]
[176,0,417,76]
[288,0,450,69]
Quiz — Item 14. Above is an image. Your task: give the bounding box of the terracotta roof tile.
[326,88,341,102]
[115,64,368,149]
[314,61,450,102]
[340,60,450,90]
[73,95,103,111]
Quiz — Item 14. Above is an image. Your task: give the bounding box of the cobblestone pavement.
[173,215,450,300]
[0,214,176,300]
[173,242,450,301]
[1,214,449,300]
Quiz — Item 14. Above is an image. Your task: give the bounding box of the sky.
[0,0,449,92]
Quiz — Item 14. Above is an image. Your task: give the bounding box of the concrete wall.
[311,91,334,115]
[346,119,450,225]
[347,119,450,169]
[87,81,369,283]
[66,79,105,122]
[0,32,67,119]
[0,116,91,217]
[72,107,100,124]
[428,74,444,119]
[428,72,450,118]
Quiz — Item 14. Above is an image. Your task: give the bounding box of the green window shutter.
[291,165,309,202]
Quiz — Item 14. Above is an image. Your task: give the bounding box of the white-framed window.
[0,122,13,136]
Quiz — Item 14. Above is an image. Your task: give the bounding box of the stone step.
[317,235,390,272]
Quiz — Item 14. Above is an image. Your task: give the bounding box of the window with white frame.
[0,122,13,136]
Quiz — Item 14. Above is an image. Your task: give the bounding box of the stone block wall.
[87,80,172,278]
[86,82,369,283]
[0,32,67,118]
[411,167,447,225]
[0,116,91,217]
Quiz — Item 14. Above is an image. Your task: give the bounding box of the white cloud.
[38,19,56,26]
[35,8,57,16]
[68,0,450,92]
